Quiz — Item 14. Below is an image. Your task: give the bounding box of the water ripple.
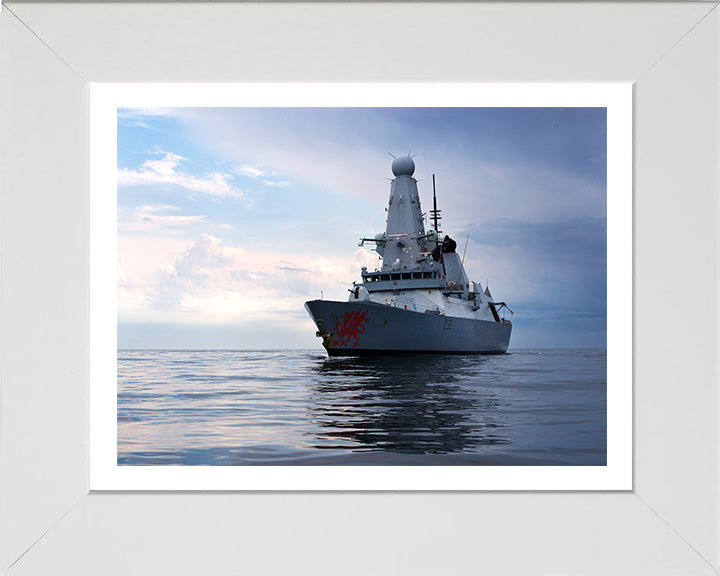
[118,348,606,465]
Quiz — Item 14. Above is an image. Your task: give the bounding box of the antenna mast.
[430,174,442,234]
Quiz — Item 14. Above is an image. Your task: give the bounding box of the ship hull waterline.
[305,299,511,356]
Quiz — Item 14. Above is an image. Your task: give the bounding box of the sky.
[117,107,607,349]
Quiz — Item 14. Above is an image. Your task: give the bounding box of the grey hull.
[305,299,511,356]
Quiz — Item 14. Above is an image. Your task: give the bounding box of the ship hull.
[305,299,511,356]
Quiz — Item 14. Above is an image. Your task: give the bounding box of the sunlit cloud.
[117,108,180,129]
[118,152,242,198]
[118,107,178,118]
[234,163,292,188]
[234,164,267,178]
[118,233,362,325]
[262,180,292,188]
[119,203,207,234]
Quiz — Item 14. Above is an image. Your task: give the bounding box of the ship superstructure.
[305,155,512,355]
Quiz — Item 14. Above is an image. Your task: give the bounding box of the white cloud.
[118,108,178,118]
[117,108,180,129]
[138,203,181,213]
[353,248,381,271]
[262,180,291,188]
[234,164,292,189]
[118,152,242,198]
[119,203,207,234]
[118,233,360,324]
[234,164,267,178]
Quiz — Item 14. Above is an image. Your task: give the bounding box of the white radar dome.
[391,156,415,177]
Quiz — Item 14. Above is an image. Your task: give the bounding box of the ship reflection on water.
[117,349,606,466]
[309,355,510,455]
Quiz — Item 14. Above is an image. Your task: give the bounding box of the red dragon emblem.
[332,309,369,348]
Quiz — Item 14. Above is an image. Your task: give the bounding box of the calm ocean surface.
[118,349,606,466]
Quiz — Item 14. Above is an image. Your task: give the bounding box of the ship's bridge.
[360,265,446,292]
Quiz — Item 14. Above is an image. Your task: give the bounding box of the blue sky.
[117,107,606,349]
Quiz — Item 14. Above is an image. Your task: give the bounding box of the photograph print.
[117,105,608,467]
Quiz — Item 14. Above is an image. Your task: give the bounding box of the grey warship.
[305,155,512,356]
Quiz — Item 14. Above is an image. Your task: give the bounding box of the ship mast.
[430,174,442,235]
[430,174,447,278]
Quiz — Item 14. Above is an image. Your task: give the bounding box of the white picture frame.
[2,2,718,574]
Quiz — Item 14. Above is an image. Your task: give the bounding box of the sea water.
[118,349,606,466]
